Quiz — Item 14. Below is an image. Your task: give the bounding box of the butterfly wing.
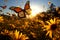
[24,1,30,10]
[14,7,22,13]
[9,6,22,13]
[0,5,7,9]
[9,6,15,10]
[24,1,31,15]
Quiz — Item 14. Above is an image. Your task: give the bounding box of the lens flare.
[29,5,43,18]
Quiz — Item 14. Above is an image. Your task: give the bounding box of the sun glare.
[29,5,43,18]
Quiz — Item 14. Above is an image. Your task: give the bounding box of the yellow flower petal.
[49,30,52,38]
[46,30,52,38]
[19,33,22,38]
[50,19,54,24]
[46,31,50,36]
[14,30,19,39]
[44,25,50,30]
[46,21,51,25]
[54,18,56,23]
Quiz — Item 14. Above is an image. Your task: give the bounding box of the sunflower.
[14,30,29,40]
[1,30,29,40]
[42,18,60,38]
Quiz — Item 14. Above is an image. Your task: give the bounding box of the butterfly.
[0,5,7,9]
[9,1,31,18]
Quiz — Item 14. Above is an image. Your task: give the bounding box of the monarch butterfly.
[9,1,31,18]
[0,5,7,9]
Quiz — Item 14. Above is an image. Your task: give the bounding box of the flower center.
[50,24,57,30]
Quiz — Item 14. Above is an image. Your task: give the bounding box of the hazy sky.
[0,0,60,14]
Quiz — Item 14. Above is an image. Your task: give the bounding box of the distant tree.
[49,3,56,12]
[0,10,2,14]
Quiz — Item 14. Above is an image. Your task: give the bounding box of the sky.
[0,0,60,14]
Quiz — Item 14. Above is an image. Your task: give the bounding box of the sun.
[42,18,60,38]
[29,5,43,18]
